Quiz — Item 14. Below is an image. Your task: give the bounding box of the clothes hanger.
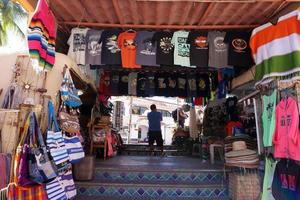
[126,29,136,33]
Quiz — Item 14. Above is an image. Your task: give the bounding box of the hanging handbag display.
[64,134,85,164]
[46,101,71,173]
[60,69,82,108]
[58,107,80,134]
[28,112,58,184]
[61,169,77,199]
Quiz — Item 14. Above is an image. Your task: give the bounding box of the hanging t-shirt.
[171,31,191,67]
[262,158,277,200]
[168,74,178,97]
[117,31,141,69]
[217,80,228,99]
[99,71,110,95]
[155,73,169,97]
[224,31,254,67]
[118,71,129,95]
[187,31,209,67]
[128,72,137,96]
[145,72,156,97]
[208,31,228,67]
[109,71,120,96]
[187,74,197,97]
[67,28,89,65]
[99,29,122,65]
[85,29,103,65]
[226,96,238,118]
[272,159,300,200]
[197,74,210,97]
[262,90,277,147]
[135,31,158,66]
[177,74,187,97]
[137,73,147,97]
[152,31,174,66]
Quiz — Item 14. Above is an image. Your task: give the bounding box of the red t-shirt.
[117,31,141,69]
[225,121,242,137]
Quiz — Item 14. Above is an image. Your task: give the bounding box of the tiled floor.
[95,155,224,171]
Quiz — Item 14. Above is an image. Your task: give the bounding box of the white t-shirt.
[171,30,194,67]
[67,28,89,65]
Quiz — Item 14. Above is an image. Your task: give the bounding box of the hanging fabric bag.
[64,134,85,164]
[45,176,68,200]
[60,69,82,108]
[17,115,36,186]
[28,112,58,184]
[46,101,71,173]
[58,107,80,134]
[61,169,77,199]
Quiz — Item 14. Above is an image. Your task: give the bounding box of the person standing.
[147,104,164,155]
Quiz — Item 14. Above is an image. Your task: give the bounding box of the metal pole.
[177,97,180,128]
[128,96,133,144]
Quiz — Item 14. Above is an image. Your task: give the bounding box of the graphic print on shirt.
[198,78,206,91]
[112,75,119,84]
[106,35,120,53]
[232,38,247,53]
[280,115,291,126]
[177,37,190,57]
[214,36,226,52]
[139,78,146,91]
[178,78,186,89]
[140,38,156,55]
[158,78,166,89]
[149,77,155,89]
[160,37,173,54]
[121,75,129,84]
[168,78,177,88]
[195,36,208,49]
[266,102,274,121]
[124,39,137,50]
[188,79,197,91]
[280,174,296,191]
[73,33,86,51]
[88,35,102,56]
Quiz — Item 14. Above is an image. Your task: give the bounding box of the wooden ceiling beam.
[225,3,249,25]
[213,3,233,25]
[129,0,141,24]
[180,2,194,25]
[112,0,124,24]
[53,0,78,21]
[75,0,96,22]
[59,21,259,30]
[198,3,215,25]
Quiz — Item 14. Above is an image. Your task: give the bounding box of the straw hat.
[225,141,257,158]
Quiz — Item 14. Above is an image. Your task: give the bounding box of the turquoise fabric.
[261,157,277,200]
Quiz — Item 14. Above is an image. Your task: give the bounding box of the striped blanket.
[250,10,300,85]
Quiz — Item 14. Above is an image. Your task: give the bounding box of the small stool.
[210,144,224,164]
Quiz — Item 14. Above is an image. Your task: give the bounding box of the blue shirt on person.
[147,111,162,131]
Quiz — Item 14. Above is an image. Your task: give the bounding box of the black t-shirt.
[187,73,198,97]
[152,31,174,66]
[99,29,122,65]
[210,71,219,91]
[187,31,209,67]
[118,71,129,95]
[167,74,178,97]
[145,72,156,97]
[155,73,169,97]
[226,96,238,117]
[177,73,187,97]
[272,159,300,200]
[109,71,120,96]
[137,72,147,97]
[197,73,210,97]
[224,31,254,67]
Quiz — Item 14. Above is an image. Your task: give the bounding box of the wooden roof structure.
[20,0,300,31]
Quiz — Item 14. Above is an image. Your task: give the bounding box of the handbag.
[61,169,76,199]
[17,115,36,186]
[28,112,58,184]
[58,108,80,134]
[64,134,85,164]
[45,176,67,200]
[46,101,71,173]
[60,69,82,108]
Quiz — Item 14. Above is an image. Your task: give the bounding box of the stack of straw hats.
[225,141,259,168]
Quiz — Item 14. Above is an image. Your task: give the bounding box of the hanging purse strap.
[28,112,46,148]
[18,113,31,146]
[48,101,60,132]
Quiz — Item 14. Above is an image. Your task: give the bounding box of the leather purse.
[58,110,80,134]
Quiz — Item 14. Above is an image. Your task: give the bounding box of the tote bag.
[60,69,82,108]
[61,169,76,199]
[46,101,70,173]
[28,112,58,184]
[45,176,67,200]
[64,135,85,164]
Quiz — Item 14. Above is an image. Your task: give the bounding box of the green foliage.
[0,0,27,46]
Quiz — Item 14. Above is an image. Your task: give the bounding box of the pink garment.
[273,97,300,161]
[106,131,113,157]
